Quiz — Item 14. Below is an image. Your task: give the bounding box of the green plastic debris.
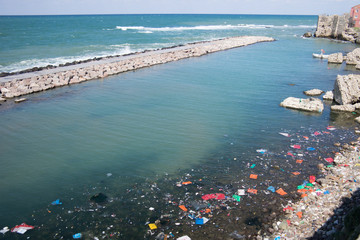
[297,185,305,189]
[250,164,256,168]
[326,165,333,168]
[306,183,314,187]
[232,195,241,202]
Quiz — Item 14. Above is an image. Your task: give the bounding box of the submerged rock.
[90,193,108,203]
[280,97,324,113]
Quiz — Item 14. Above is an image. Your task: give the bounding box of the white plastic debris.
[0,227,9,234]
[279,132,290,137]
[237,189,246,195]
[177,236,191,240]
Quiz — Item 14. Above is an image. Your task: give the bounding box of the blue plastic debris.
[306,147,315,151]
[267,186,275,192]
[51,199,62,205]
[195,217,209,225]
[73,233,82,239]
[250,164,256,168]
[324,190,330,195]
[275,237,281,240]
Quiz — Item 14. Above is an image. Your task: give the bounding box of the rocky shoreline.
[266,136,360,240]
[304,14,360,44]
[0,36,274,100]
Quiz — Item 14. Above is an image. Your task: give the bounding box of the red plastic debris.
[287,152,295,157]
[201,193,225,201]
[309,175,316,183]
[325,158,334,163]
[11,223,35,234]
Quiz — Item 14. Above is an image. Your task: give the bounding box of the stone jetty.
[0,36,274,99]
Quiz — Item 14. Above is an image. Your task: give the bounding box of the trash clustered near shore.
[1,125,359,240]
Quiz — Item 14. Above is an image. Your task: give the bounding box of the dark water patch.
[1,125,358,239]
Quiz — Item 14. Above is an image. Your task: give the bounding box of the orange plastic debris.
[292,172,301,175]
[296,211,303,219]
[179,205,188,212]
[247,188,258,194]
[297,189,308,193]
[249,174,258,179]
[276,188,287,196]
[205,208,211,213]
[182,181,192,185]
[303,136,309,140]
[301,193,308,198]
[296,159,303,164]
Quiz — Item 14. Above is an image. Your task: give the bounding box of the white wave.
[140,31,153,34]
[115,24,316,32]
[0,45,134,73]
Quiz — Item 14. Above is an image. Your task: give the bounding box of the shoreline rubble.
[0,36,274,100]
[266,135,360,240]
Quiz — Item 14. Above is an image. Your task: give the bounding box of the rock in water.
[346,48,360,65]
[280,97,324,113]
[304,89,324,96]
[303,32,312,38]
[333,74,360,105]
[328,53,344,64]
[90,193,108,203]
[323,91,334,101]
[331,104,356,112]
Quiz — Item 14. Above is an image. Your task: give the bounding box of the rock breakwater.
[0,36,274,99]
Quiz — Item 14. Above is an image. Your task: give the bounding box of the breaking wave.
[0,45,134,73]
[116,24,316,32]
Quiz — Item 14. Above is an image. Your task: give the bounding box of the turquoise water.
[0,14,317,73]
[0,14,359,238]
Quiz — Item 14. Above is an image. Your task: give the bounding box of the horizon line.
[0,13,321,17]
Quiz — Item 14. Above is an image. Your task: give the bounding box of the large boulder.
[333,74,360,105]
[346,48,360,65]
[328,53,344,64]
[280,97,324,112]
[304,89,324,96]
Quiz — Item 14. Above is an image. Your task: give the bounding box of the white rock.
[304,89,324,96]
[328,53,344,64]
[333,74,360,105]
[346,48,360,65]
[331,104,356,112]
[0,87,9,93]
[280,97,324,112]
[323,91,334,100]
[355,116,360,123]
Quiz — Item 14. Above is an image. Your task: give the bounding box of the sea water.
[0,14,359,238]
